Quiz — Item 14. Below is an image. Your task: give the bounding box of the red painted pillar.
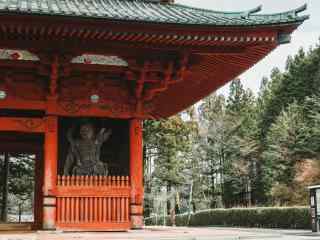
[42,116,58,230]
[34,151,43,229]
[129,119,144,229]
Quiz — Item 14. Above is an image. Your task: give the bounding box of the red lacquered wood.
[61,198,65,223]
[56,198,61,223]
[0,117,45,133]
[75,197,79,222]
[94,197,98,222]
[56,222,131,231]
[89,198,92,222]
[103,197,107,222]
[108,197,111,221]
[42,116,58,229]
[84,197,88,223]
[120,197,123,222]
[130,119,143,202]
[129,119,144,228]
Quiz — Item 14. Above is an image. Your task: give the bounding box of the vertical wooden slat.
[66,197,70,222]
[85,176,88,185]
[84,197,88,222]
[108,197,111,221]
[94,197,98,222]
[61,198,65,223]
[125,197,129,221]
[102,197,106,222]
[71,197,75,223]
[56,197,61,223]
[102,176,106,186]
[117,197,120,222]
[81,197,84,222]
[113,197,116,221]
[80,176,83,186]
[88,197,91,222]
[89,197,93,222]
[118,176,121,187]
[98,197,102,222]
[61,175,65,186]
[121,197,124,222]
[75,197,79,222]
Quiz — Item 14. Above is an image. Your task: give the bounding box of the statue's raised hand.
[99,128,112,142]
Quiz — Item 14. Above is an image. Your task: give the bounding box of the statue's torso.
[76,139,98,168]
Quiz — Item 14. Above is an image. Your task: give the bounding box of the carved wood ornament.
[0,48,190,119]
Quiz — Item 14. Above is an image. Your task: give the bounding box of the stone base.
[42,197,56,230]
[130,215,143,229]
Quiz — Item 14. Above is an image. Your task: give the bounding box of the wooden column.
[129,119,144,229]
[42,116,58,230]
[34,151,44,229]
[0,152,9,222]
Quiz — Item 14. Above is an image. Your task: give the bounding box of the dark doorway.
[0,132,43,230]
[58,117,130,176]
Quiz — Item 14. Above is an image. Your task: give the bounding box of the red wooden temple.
[0,0,307,231]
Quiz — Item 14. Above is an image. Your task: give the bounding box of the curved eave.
[0,12,308,34]
[0,1,309,28]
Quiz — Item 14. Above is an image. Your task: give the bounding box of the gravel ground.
[0,226,319,240]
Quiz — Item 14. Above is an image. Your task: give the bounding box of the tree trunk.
[210,159,215,208]
[18,203,22,223]
[166,183,171,215]
[1,152,9,222]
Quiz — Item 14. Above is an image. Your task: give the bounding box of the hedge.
[145,207,311,229]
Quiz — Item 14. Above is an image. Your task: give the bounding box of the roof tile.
[0,0,309,26]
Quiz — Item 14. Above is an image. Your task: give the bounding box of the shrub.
[145,207,311,229]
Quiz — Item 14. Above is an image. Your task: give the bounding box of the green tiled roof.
[0,0,309,26]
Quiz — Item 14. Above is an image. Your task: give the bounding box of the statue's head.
[80,123,95,140]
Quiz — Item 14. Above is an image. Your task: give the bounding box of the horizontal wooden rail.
[57,175,129,187]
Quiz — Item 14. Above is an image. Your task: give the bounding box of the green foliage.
[144,40,320,216]
[143,114,197,217]
[145,207,311,229]
[0,153,35,221]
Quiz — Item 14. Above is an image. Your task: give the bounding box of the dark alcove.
[58,117,129,176]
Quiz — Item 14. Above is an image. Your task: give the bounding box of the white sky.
[176,0,320,96]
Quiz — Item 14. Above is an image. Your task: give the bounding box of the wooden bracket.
[134,61,149,115]
[142,53,190,102]
[126,53,190,116]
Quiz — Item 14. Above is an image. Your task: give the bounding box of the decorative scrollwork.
[59,101,82,114]
[14,119,44,130]
[59,99,134,117]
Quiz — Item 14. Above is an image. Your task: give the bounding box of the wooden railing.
[57,175,129,187]
[55,175,131,230]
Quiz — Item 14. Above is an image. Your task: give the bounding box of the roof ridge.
[251,4,308,17]
[170,2,308,20]
[173,3,262,16]
[250,4,309,22]
[0,0,309,26]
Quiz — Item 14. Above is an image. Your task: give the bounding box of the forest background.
[143,40,320,218]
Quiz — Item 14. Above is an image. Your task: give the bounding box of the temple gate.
[0,0,307,231]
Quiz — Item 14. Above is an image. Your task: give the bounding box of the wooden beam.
[0,39,246,56]
[0,142,41,152]
[0,117,45,133]
[0,99,46,111]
